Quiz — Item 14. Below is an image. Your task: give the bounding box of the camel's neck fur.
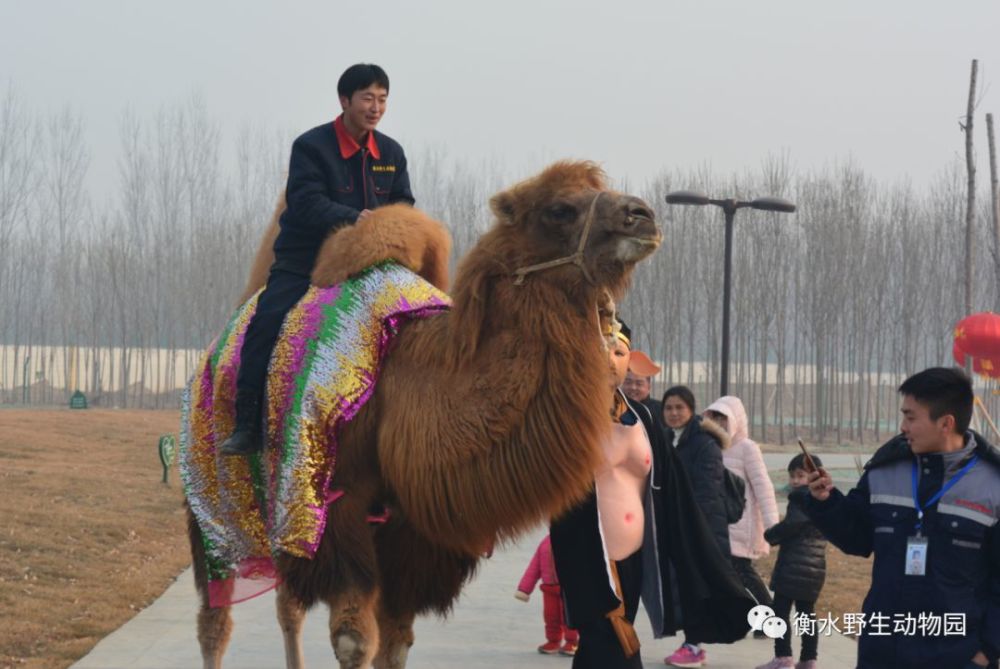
[377,229,618,555]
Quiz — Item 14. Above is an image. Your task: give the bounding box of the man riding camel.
[221,62,414,456]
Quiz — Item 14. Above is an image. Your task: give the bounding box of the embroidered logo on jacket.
[372,165,396,173]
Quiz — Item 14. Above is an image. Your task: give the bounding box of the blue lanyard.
[911,454,978,533]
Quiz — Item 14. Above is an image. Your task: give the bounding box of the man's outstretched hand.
[808,467,834,501]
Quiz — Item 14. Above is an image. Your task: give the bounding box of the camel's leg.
[369,514,478,669]
[278,484,382,668]
[373,608,414,669]
[197,604,234,669]
[276,584,307,669]
[188,506,234,669]
[328,588,380,669]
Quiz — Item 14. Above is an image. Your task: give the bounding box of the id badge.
[905,536,928,576]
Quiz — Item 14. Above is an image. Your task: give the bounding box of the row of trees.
[0,89,289,407]
[2,86,999,444]
[631,156,1000,444]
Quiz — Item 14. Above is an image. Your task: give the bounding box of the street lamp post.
[664,191,796,396]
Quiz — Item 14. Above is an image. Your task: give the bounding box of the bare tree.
[42,105,91,399]
[0,84,39,257]
[988,113,1000,307]
[962,59,978,326]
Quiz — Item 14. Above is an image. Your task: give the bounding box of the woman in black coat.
[663,386,732,555]
[661,385,734,667]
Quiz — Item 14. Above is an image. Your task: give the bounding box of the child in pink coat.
[515,534,578,656]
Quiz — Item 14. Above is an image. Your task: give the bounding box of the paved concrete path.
[73,452,864,668]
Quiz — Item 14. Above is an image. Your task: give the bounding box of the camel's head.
[489,161,661,295]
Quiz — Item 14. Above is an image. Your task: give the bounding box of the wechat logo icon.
[747,604,787,639]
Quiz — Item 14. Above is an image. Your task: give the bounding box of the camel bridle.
[512,191,605,287]
[509,191,642,352]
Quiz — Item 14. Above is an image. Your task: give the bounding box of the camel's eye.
[545,203,577,221]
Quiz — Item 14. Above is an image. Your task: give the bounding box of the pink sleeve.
[746,442,779,528]
[517,540,544,594]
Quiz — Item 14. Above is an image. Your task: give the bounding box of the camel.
[187,161,661,669]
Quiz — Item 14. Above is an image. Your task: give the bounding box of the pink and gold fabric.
[180,262,450,606]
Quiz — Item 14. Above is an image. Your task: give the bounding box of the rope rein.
[512,192,604,287]
[508,192,624,350]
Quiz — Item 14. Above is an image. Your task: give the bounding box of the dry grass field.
[0,409,189,669]
[0,408,875,668]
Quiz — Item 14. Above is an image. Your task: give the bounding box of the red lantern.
[974,357,1000,380]
[954,312,1000,360]
[953,340,966,367]
[954,313,1000,379]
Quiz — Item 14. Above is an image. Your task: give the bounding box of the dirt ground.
[756,544,873,628]
[0,408,875,668]
[0,409,189,669]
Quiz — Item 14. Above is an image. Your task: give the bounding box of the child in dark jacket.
[515,534,578,656]
[755,454,827,669]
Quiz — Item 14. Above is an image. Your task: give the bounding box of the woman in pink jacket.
[515,534,578,656]
[705,396,779,617]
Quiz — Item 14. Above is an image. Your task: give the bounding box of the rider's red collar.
[334,115,381,160]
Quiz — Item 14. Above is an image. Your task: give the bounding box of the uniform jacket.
[765,490,827,602]
[272,115,414,275]
[708,396,780,558]
[550,395,754,643]
[802,432,1000,668]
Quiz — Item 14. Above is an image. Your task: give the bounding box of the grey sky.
[2,0,999,198]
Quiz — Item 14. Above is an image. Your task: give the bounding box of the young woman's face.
[663,396,694,429]
[704,409,729,432]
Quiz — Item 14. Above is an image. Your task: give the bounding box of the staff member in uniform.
[222,62,414,456]
[803,367,1000,669]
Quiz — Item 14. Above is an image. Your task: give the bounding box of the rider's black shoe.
[220,392,263,457]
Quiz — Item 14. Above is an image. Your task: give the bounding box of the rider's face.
[340,84,387,137]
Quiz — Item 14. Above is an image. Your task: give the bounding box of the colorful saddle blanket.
[179,262,450,606]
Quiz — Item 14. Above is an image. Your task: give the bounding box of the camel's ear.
[489,191,517,225]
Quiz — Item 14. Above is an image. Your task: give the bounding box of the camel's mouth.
[619,206,660,247]
[629,230,662,246]
[613,228,662,263]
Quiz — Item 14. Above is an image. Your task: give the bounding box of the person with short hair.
[754,453,827,669]
[222,63,414,456]
[803,367,1000,669]
[623,370,662,426]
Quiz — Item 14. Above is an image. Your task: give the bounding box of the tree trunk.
[963,59,978,327]
[988,113,1000,308]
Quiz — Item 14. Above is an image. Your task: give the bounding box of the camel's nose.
[625,200,655,226]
